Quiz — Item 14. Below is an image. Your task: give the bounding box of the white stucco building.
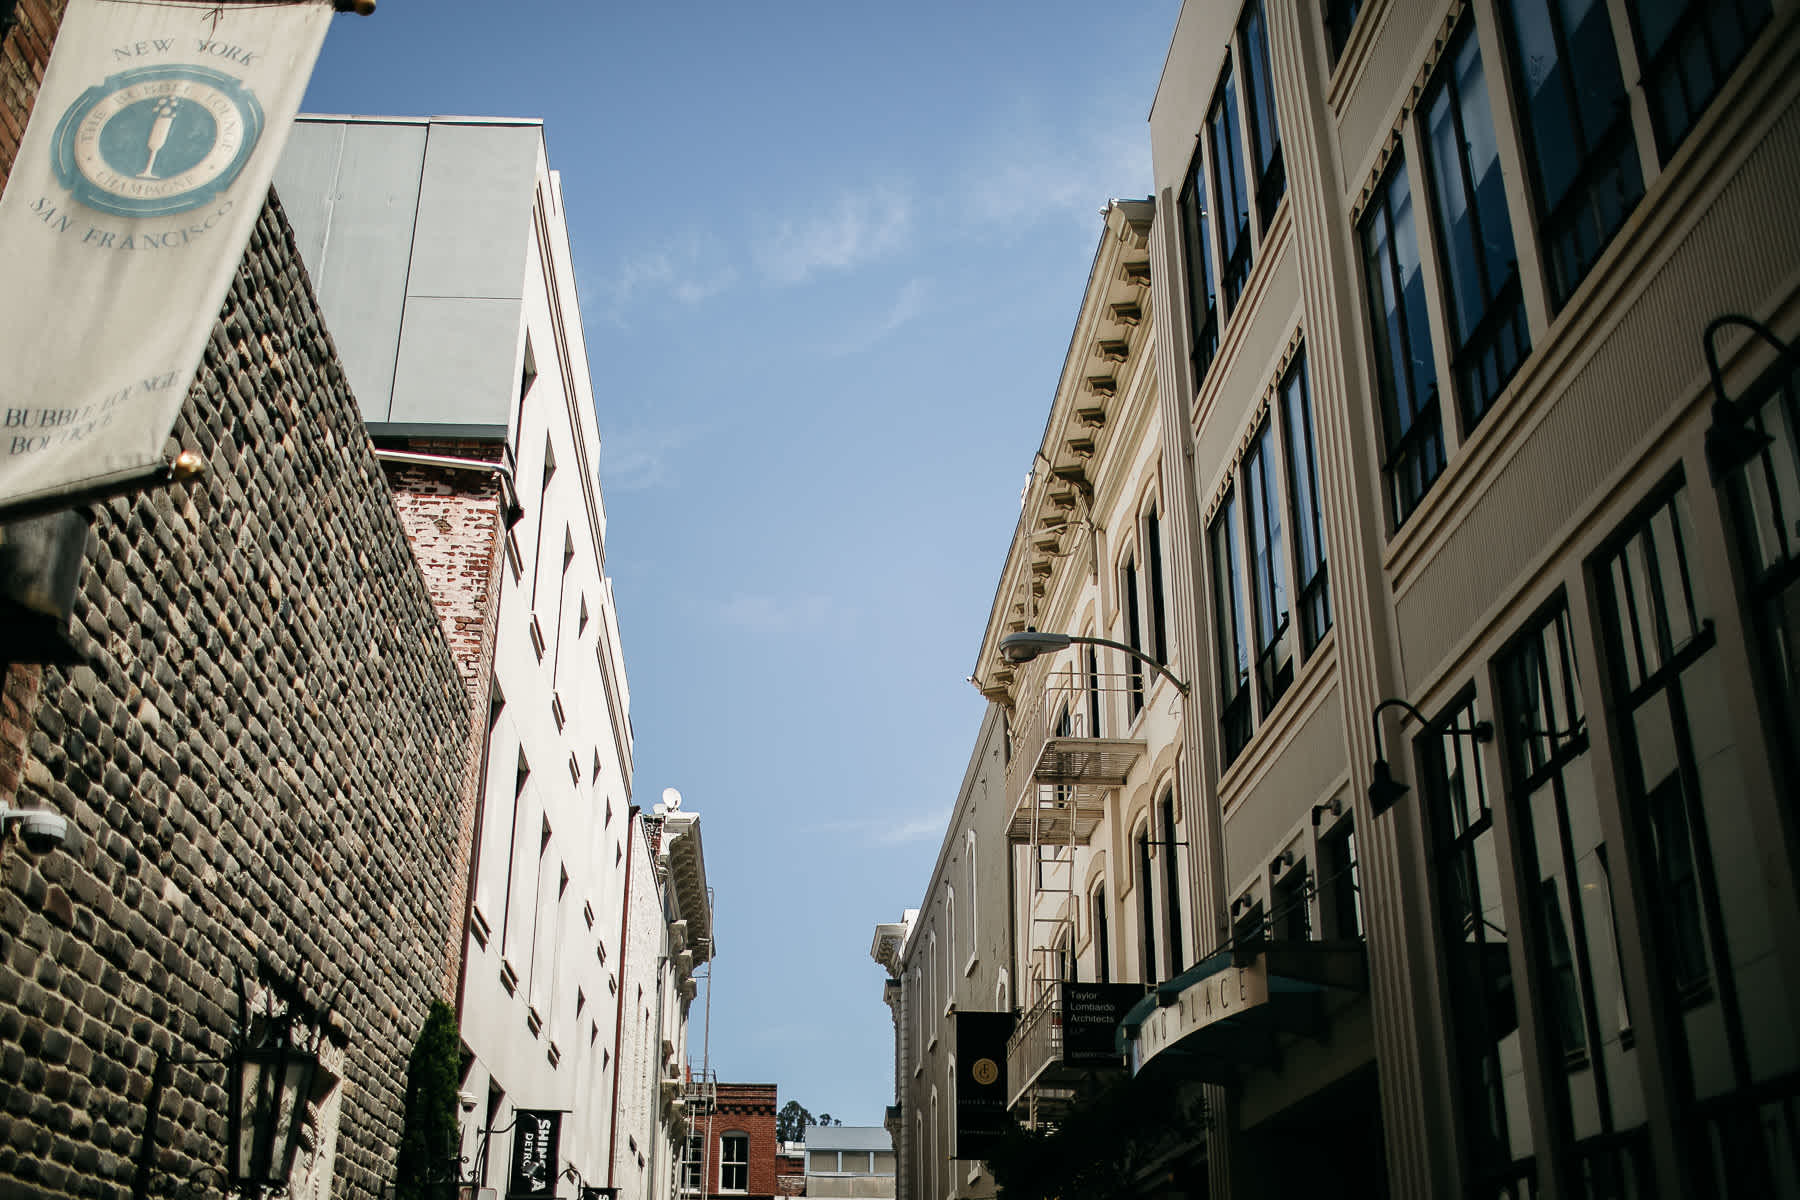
[275,115,665,1195]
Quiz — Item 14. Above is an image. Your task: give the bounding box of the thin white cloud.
[753,186,913,285]
[716,591,850,637]
[590,232,736,325]
[875,808,952,845]
[601,423,711,492]
[789,807,952,847]
[824,278,930,357]
[957,102,1152,235]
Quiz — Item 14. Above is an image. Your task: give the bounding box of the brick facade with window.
[701,1082,780,1200]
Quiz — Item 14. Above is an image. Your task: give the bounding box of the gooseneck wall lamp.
[1702,313,1795,483]
[1366,697,1493,817]
[999,628,1191,695]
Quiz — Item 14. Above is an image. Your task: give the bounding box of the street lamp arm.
[1369,697,1493,758]
[1060,634,1190,695]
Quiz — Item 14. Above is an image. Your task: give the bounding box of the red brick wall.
[377,439,507,1000]
[0,0,63,809]
[379,445,505,704]
[713,1082,781,1199]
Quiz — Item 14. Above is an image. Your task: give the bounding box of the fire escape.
[1003,654,1143,1127]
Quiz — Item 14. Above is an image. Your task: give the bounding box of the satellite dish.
[661,787,683,812]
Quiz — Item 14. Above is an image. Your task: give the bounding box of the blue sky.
[303,0,1180,1124]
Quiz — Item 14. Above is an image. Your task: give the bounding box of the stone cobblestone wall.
[0,188,476,1199]
[0,0,64,821]
[0,0,62,177]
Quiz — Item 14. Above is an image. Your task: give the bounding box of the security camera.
[459,1091,479,1113]
[0,804,68,854]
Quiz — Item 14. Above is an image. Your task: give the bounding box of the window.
[1179,152,1220,385]
[529,436,558,615]
[1159,791,1184,975]
[1419,692,1535,1193]
[1122,553,1145,718]
[720,1133,749,1191]
[1500,0,1644,310]
[1243,419,1294,714]
[966,830,980,963]
[1238,0,1285,228]
[945,888,957,991]
[1271,861,1310,942]
[928,930,941,1028]
[1211,490,1253,766]
[1495,596,1650,1183]
[1324,0,1363,65]
[1085,645,1103,738]
[1422,22,1530,430]
[1144,505,1170,666]
[1624,0,1770,157]
[1362,157,1447,525]
[500,750,531,956]
[1091,883,1111,984]
[1208,63,1254,314]
[1280,352,1331,650]
[1135,823,1157,983]
[1320,820,1363,940]
[1233,899,1265,951]
[1593,484,1796,1129]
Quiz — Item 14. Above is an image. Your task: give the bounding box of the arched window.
[1161,789,1184,975]
[945,888,956,993]
[1136,821,1157,981]
[1091,882,1111,983]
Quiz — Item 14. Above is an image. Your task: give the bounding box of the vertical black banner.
[955,1010,1015,1158]
[508,1109,562,1198]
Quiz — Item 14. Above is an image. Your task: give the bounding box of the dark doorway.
[1242,1065,1387,1199]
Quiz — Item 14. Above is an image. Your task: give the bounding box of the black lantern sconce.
[228,973,331,1189]
[133,965,340,1200]
[1366,697,1493,817]
[1702,313,1795,483]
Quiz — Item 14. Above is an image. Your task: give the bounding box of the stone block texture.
[0,184,476,1200]
[0,0,63,179]
[0,0,63,816]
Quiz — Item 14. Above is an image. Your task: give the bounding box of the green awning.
[1120,942,1368,1083]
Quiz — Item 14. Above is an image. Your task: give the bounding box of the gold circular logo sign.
[971,1058,999,1086]
[51,65,265,218]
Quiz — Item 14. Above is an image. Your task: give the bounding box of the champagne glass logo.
[138,98,181,180]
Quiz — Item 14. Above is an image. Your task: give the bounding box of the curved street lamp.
[1366,697,1493,816]
[998,629,1190,695]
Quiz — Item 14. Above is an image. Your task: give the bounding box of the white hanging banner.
[0,0,334,511]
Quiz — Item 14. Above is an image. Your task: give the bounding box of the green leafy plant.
[395,1000,463,1200]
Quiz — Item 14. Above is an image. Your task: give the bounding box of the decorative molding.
[1349,0,1467,228]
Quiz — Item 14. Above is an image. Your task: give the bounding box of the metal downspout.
[607,805,639,1189]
